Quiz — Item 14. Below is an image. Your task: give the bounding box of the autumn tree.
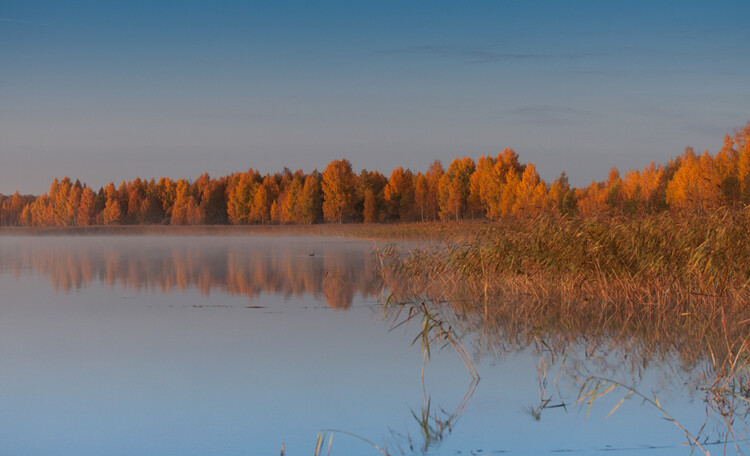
[363,188,377,223]
[19,204,32,226]
[321,159,357,223]
[383,167,415,221]
[49,177,76,226]
[637,162,668,212]
[498,168,520,217]
[157,177,177,219]
[714,134,740,206]
[467,154,497,218]
[548,172,576,215]
[126,178,145,224]
[116,181,130,221]
[732,122,750,205]
[621,169,643,214]
[171,179,201,225]
[198,179,228,225]
[192,173,212,204]
[575,181,605,216]
[413,173,429,222]
[78,187,97,226]
[275,172,300,224]
[248,175,277,224]
[423,161,443,221]
[739,137,750,203]
[138,179,166,224]
[438,157,475,220]
[603,167,624,213]
[226,170,260,224]
[355,170,387,223]
[102,199,122,225]
[98,183,120,224]
[666,148,721,211]
[1,192,26,226]
[410,161,444,222]
[67,180,83,225]
[297,173,322,224]
[467,149,522,219]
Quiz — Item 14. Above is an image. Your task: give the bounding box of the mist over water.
[0,235,742,455]
[0,235,379,308]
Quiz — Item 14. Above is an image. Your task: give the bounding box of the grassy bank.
[381,208,750,298]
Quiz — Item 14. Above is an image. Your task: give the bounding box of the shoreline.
[0,221,483,241]
[0,220,500,241]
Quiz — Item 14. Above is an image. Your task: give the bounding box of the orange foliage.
[321,159,357,223]
[439,157,475,221]
[3,122,749,226]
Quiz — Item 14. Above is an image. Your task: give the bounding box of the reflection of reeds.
[525,340,568,422]
[377,209,750,452]
[385,299,479,380]
[578,376,712,455]
[406,378,479,454]
[313,429,390,456]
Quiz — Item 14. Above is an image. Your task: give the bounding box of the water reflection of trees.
[1,240,379,309]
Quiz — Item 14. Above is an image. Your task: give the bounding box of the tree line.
[2,123,749,227]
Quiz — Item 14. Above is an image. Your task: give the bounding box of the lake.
[0,235,743,455]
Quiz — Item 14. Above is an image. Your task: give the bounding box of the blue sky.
[2,0,749,194]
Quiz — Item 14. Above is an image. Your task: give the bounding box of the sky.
[2,0,749,194]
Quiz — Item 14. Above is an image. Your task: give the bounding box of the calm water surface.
[0,235,741,455]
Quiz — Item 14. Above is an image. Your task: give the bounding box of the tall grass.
[379,209,750,359]
[385,209,750,295]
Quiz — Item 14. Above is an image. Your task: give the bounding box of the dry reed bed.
[378,212,750,452]
[379,208,750,373]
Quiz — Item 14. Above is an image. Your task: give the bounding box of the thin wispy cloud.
[381,44,610,64]
[683,122,727,138]
[0,17,47,26]
[564,51,609,60]
[573,69,611,75]
[381,44,548,63]
[507,105,591,126]
[623,102,688,121]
